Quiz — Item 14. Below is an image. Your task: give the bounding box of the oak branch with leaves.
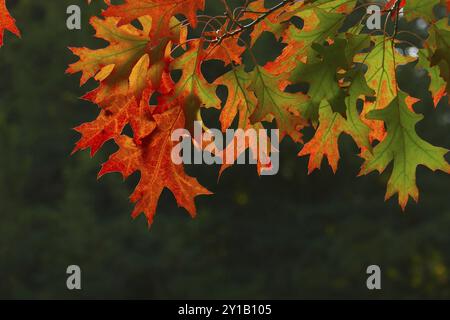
[6,0,450,226]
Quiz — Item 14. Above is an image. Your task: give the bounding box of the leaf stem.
[213,0,296,44]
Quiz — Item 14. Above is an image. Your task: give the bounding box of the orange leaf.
[299,104,348,174]
[99,106,212,225]
[67,17,178,153]
[0,0,20,47]
[103,0,204,41]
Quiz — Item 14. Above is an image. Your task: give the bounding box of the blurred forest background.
[0,0,449,299]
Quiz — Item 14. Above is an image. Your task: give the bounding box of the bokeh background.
[0,0,449,299]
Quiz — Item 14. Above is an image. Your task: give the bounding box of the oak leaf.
[360,92,450,209]
[99,106,212,225]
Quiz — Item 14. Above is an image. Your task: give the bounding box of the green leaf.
[249,66,308,142]
[429,19,450,95]
[418,48,448,106]
[291,35,370,118]
[360,92,450,209]
[355,37,415,142]
[345,70,374,152]
[404,0,440,22]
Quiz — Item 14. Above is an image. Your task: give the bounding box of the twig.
[213,0,296,44]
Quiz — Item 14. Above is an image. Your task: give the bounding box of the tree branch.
[213,0,296,44]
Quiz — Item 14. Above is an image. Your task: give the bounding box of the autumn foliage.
[64,0,450,226]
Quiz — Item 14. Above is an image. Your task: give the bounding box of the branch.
[392,0,402,38]
[213,0,296,44]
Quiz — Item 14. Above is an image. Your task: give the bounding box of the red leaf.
[99,106,212,225]
[0,0,20,47]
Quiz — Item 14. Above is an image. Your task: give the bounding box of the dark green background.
[0,0,449,299]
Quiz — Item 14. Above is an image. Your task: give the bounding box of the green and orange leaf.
[360,93,450,209]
